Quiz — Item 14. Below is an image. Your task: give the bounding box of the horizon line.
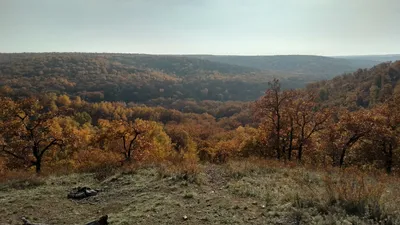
[0,51,399,57]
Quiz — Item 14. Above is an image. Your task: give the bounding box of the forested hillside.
[2,53,392,104]
[308,61,400,109]
[0,53,292,103]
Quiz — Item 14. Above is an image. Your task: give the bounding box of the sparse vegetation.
[1,160,399,224]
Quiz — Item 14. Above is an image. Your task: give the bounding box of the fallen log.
[21,215,108,225]
[22,217,47,225]
[85,215,108,225]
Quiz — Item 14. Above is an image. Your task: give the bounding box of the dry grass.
[0,171,46,191]
[323,169,400,223]
[223,157,284,179]
[1,160,400,224]
[155,155,202,184]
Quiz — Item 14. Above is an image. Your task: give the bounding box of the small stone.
[183,215,188,220]
[85,188,98,196]
[261,205,266,209]
[342,220,352,225]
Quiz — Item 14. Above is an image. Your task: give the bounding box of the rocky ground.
[0,160,399,225]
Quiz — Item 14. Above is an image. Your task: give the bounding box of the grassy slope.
[1,161,399,225]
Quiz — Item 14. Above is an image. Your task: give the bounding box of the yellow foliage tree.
[98,119,173,163]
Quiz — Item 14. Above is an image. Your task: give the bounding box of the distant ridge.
[186,54,391,79]
[334,54,400,63]
[1,53,398,104]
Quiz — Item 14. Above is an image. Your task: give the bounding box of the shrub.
[73,148,122,173]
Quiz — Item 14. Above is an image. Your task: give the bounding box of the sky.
[0,0,399,56]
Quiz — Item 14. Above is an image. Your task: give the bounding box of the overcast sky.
[0,0,399,55]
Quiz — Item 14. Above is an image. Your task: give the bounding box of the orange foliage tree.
[0,97,65,173]
[320,109,375,167]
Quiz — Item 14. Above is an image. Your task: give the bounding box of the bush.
[73,148,122,174]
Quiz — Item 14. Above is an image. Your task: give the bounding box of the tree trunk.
[276,131,281,160]
[32,145,41,173]
[276,105,281,160]
[339,147,346,167]
[385,143,393,174]
[126,149,132,161]
[35,159,41,174]
[298,144,303,162]
[276,147,281,160]
[298,123,305,163]
[275,135,281,160]
[288,125,293,161]
[339,135,360,167]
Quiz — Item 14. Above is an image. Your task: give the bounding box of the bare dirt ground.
[1,161,399,225]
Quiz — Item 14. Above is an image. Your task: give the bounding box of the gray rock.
[68,187,98,200]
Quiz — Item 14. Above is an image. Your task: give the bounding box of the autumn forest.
[0,53,400,176]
